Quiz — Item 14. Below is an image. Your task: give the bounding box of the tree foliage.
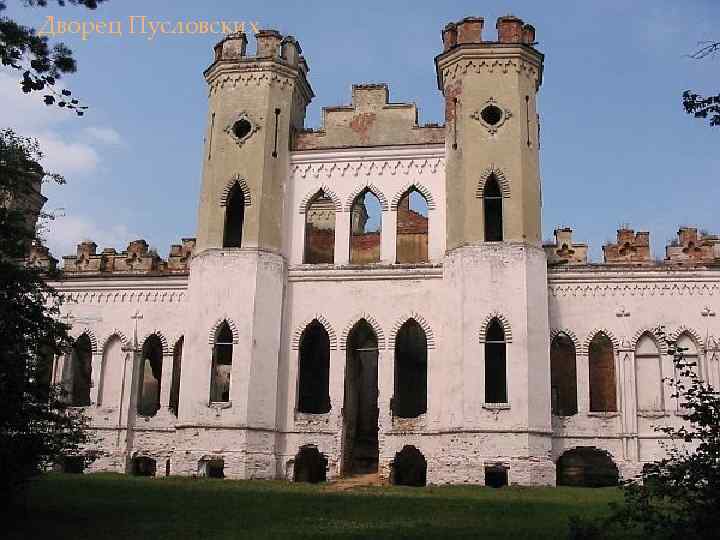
[0,128,90,504]
[569,327,720,539]
[683,41,720,127]
[0,0,106,114]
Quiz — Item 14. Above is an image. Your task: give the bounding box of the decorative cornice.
[478,312,513,343]
[291,315,338,351]
[220,174,252,207]
[291,158,444,180]
[389,182,437,211]
[63,290,186,305]
[476,166,510,199]
[549,281,720,298]
[298,185,342,214]
[340,314,386,350]
[388,312,436,350]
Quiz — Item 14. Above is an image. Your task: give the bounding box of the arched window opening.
[589,333,617,412]
[132,456,157,477]
[297,321,331,413]
[169,337,183,416]
[138,335,163,416]
[550,333,578,416]
[223,182,245,248]
[483,174,503,242]
[396,189,429,264]
[392,319,428,418]
[390,445,427,487]
[343,319,379,475]
[674,333,699,411]
[350,190,381,264]
[556,447,619,487]
[65,334,92,407]
[293,446,327,483]
[303,190,335,264]
[485,319,507,404]
[210,322,233,403]
[636,335,662,411]
[98,336,124,409]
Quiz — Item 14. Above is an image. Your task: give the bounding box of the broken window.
[484,319,507,403]
[132,456,157,476]
[588,333,617,412]
[674,334,699,411]
[636,334,662,411]
[484,464,509,488]
[293,446,327,483]
[138,335,163,416]
[483,174,503,242]
[210,321,233,403]
[350,189,381,264]
[390,445,427,487]
[297,320,331,414]
[303,190,336,264]
[169,337,183,416]
[550,333,578,416]
[223,182,245,248]
[98,335,124,408]
[396,188,429,264]
[556,447,619,487]
[200,458,224,479]
[392,319,427,418]
[63,333,92,407]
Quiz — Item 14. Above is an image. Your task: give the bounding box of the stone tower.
[436,16,554,483]
[178,30,313,477]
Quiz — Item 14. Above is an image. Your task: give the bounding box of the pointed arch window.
[223,183,245,248]
[588,333,617,412]
[297,321,331,413]
[675,333,700,411]
[138,335,163,416]
[636,334,662,411]
[483,174,503,242]
[392,319,428,418]
[211,322,233,403]
[350,189,381,264]
[304,190,336,264]
[550,333,578,416]
[169,337,183,416]
[98,336,124,409]
[396,189,429,264]
[63,334,92,407]
[485,319,507,404]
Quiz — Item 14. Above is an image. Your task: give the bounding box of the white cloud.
[84,126,123,146]
[34,131,100,176]
[44,214,139,261]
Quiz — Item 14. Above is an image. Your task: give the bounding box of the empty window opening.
[636,334,663,411]
[223,183,245,248]
[132,456,157,477]
[137,335,163,417]
[550,333,578,416]
[674,334,699,411]
[484,464,508,488]
[169,337,183,416]
[232,118,252,140]
[210,322,233,403]
[165,459,171,477]
[350,190,382,264]
[480,105,503,126]
[392,319,428,418]
[483,174,503,242]
[588,333,617,412]
[297,321,331,414]
[58,455,85,474]
[396,189,429,264]
[303,190,336,264]
[200,458,225,479]
[391,445,427,487]
[343,319,379,475]
[63,334,92,407]
[293,446,327,483]
[485,319,507,404]
[556,447,619,487]
[98,336,124,409]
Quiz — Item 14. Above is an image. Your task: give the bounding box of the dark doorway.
[391,445,427,486]
[132,456,157,476]
[343,319,379,475]
[485,465,508,488]
[293,446,328,483]
[392,319,427,418]
[556,447,619,487]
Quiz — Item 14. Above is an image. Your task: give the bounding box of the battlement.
[293,83,445,150]
[210,29,309,74]
[602,228,651,265]
[665,227,720,266]
[543,228,588,265]
[62,238,196,276]
[441,15,537,51]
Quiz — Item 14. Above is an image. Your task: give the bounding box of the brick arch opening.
[556,447,619,487]
[293,446,327,484]
[390,445,427,487]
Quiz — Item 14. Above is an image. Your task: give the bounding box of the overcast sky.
[2,0,717,261]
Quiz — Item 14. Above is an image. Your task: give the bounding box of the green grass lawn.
[6,474,626,539]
